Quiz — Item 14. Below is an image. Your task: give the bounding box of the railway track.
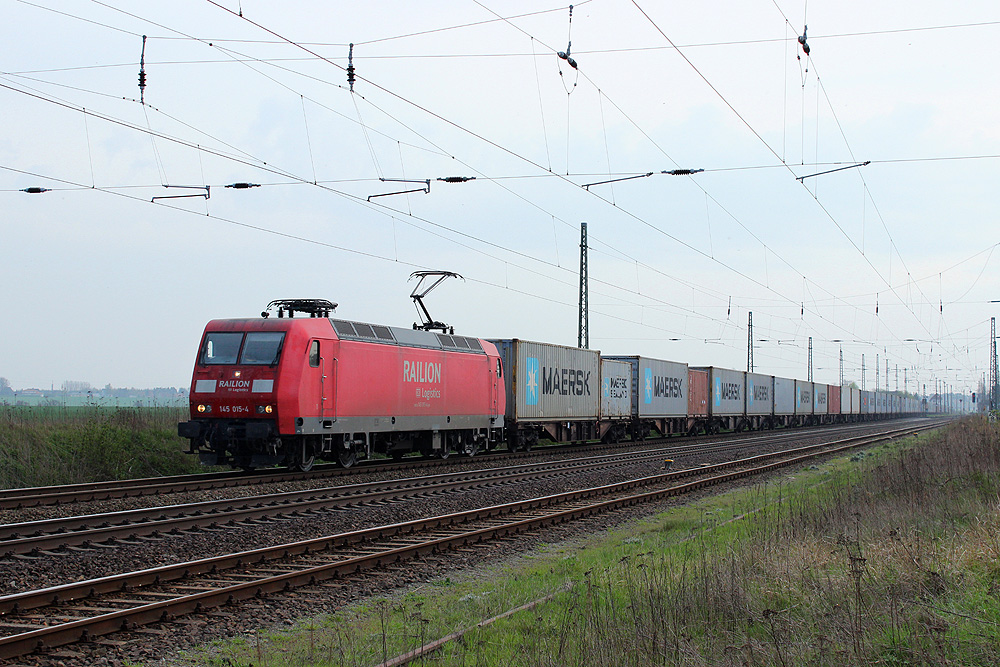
[0,419,931,510]
[0,419,944,660]
[0,421,923,557]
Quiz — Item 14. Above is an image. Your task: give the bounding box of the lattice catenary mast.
[578,222,589,348]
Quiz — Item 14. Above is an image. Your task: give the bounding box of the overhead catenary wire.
[11,2,916,368]
[3,2,984,386]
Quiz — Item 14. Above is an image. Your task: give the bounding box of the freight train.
[178,299,926,471]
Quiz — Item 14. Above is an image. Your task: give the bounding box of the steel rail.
[0,421,915,555]
[0,421,944,659]
[0,418,933,509]
[0,448,677,555]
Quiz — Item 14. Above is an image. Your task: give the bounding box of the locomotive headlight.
[256,405,273,414]
[197,404,211,413]
[264,405,273,414]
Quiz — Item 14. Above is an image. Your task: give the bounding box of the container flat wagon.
[745,372,774,430]
[600,357,633,442]
[813,384,829,424]
[773,377,795,427]
[606,356,690,438]
[492,339,600,450]
[693,366,745,433]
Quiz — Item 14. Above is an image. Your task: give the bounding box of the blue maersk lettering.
[644,368,683,403]
[542,367,591,396]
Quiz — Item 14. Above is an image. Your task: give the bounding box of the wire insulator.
[21,187,50,194]
[138,35,147,104]
[347,43,356,92]
[225,182,261,189]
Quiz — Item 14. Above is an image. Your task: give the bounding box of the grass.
[177,417,1000,667]
[0,404,206,487]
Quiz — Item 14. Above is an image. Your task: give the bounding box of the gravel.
[0,422,918,666]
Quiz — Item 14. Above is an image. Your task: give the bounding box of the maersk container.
[828,385,841,415]
[746,373,774,415]
[688,368,709,416]
[491,339,600,422]
[774,376,795,415]
[851,387,861,415]
[795,380,814,415]
[694,366,745,416]
[600,358,632,420]
[605,356,688,418]
[813,384,829,414]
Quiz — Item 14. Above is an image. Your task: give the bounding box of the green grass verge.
[0,405,206,487]
[177,419,1000,667]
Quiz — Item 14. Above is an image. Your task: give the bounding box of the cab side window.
[497,358,503,378]
[309,341,320,367]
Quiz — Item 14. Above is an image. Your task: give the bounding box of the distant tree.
[0,377,11,396]
[62,380,93,393]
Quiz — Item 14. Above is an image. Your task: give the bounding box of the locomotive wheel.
[338,449,357,468]
[464,440,480,457]
[437,448,450,460]
[288,443,315,472]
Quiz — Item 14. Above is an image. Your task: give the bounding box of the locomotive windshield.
[201,333,243,365]
[200,332,286,366]
[240,332,285,365]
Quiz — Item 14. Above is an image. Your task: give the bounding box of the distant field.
[0,405,206,488]
[0,395,187,407]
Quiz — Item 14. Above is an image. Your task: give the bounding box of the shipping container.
[813,384,829,415]
[795,380,814,415]
[829,384,841,415]
[745,373,774,415]
[491,339,600,422]
[605,356,688,418]
[851,387,861,415]
[600,358,632,420]
[694,366,745,416]
[688,368,709,417]
[774,377,795,415]
[840,385,851,414]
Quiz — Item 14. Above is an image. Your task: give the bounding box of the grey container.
[745,373,774,415]
[841,385,852,414]
[774,376,795,415]
[813,384,829,413]
[795,380,814,415]
[605,356,688,418]
[851,387,861,415]
[601,358,632,419]
[694,366,745,416]
[491,339,600,422]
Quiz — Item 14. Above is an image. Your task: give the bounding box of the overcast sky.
[3,0,998,397]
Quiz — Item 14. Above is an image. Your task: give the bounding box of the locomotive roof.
[210,316,487,354]
[330,318,485,354]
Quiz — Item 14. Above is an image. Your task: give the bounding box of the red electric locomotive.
[178,299,506,470]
